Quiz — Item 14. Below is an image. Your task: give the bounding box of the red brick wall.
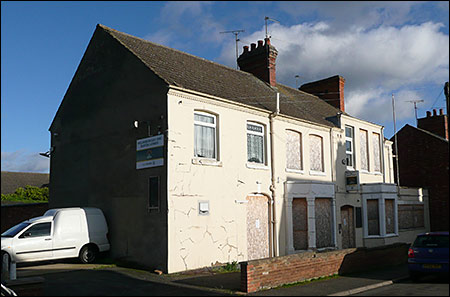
[299,75,345,112]
[417,110,448,140]
[1,203,49,232]
[240,243,408,293]
[393,125,449,231]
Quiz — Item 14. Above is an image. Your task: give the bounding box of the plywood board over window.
[315,198,333,248]
[360,129,369,171]
[385,199,395,234]
[398,204,424,229]
[367,199,380,236]
[372,132,381,172]
[292,198,308,250]
[286,130,302,171]
[309,135,323,172]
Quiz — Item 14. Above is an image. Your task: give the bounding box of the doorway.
[340,205,355,248]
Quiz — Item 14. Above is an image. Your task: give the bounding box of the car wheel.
[79,245,97,264]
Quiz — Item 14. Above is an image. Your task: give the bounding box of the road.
[352,275,449,296]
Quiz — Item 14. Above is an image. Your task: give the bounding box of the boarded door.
[315,198,333,248]
[341,205,355,248]
[246,196,269,260]
[292,198,308,250]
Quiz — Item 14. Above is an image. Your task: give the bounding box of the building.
[49,24,428,273]
[392,109,449,232]
[1,171,49,195]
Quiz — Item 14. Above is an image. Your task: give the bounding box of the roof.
[99,24,341,128]
[392,124,449,143]
[1,171,49,195]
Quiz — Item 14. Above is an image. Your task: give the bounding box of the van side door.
[13,222,53,262]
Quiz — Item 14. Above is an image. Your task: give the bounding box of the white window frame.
[247,122,266,165]
[194,111,217,160]
[345,125,355,170]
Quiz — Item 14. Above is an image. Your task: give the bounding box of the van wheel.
[79,245,97,264]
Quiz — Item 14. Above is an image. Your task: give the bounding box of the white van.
[1,207,110,265]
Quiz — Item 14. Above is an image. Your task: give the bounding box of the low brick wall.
[1,203,49,232]
[240,243,409,293]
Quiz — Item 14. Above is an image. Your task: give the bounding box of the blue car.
[408,231,449,281]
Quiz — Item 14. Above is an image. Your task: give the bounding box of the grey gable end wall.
[49,25,169,272]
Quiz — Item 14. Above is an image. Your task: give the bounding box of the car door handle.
[45,238,52,241]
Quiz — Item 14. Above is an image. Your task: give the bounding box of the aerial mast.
[220,29,245,69]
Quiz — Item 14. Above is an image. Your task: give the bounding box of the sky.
[1,1,449,173]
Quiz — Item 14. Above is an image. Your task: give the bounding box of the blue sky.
[1,1,449,173]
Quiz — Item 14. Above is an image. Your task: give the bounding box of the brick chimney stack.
[418,108,448,140]
[237,38,278,86]
[299,75,346,112]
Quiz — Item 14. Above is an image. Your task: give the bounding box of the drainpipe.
[381,127,386,185]
[268,93,280,257]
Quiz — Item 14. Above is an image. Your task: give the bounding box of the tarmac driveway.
[15,263,235,296]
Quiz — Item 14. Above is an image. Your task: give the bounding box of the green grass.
[275,273,340,289]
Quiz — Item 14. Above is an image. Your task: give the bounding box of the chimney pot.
[426,111,432,117]
[439,108,444,115]
[264,38,271,45]
[243,46,249,53]
[257,40,264,47]
[251,43,256,50]
[433,109,437,116]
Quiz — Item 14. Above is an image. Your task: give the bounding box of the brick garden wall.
[240,243,409,293]
[1,203,49,232]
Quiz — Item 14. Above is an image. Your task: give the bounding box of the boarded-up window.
[315,198,333,248]
[385,199,395,234]
[360,129,369,171]
[398,204,425,229]
[292,198,308,250]
[309,135,323,172]
[372,132,381,172]
[367,199,380,236]
[286,130,302,171]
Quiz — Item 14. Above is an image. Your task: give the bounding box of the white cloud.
[1,150,49,173]
[218,20,449,124]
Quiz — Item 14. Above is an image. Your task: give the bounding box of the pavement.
[10,261,410,296]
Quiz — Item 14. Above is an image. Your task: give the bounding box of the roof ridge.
[406,124,449,142]
[97,24,259,81]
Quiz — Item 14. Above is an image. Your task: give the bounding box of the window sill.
[286,168,305,174]
[309,170,326,176]
[246,162,269,170]
[192,158,222,167]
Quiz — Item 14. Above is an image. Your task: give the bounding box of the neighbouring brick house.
[391,109,449,232]
[48,24,429,273]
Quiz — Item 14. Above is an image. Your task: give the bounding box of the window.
[345,126,354,168]
[309,135,324,172]
[286,130,302,171]
[19,222,51,238]
[367,199,380,236]
[194,112,217,159]
[372,132,382,172]
[247,122,265,164]
[148,176,160,211]
[360,129,369,171]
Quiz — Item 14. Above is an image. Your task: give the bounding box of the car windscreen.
[413,235,449,248]
[1,222,31,237]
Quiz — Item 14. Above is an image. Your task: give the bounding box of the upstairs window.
[247,122,265,164]
[286,130,302,171]
[360,129,369,171]
[194,112,217,159]
[345,126,355,169]
[372,132,382,172]
[309,134,324,172]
